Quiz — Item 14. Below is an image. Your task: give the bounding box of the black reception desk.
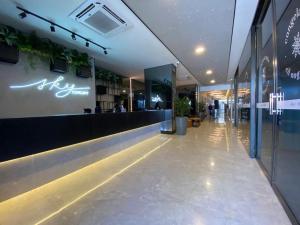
[0,110,168,162]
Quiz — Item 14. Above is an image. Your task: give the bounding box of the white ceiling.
[0,0,196,86]
[122,0,235,85]
[227,0,259,80]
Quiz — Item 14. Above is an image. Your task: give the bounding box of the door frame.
[254,0,299,224]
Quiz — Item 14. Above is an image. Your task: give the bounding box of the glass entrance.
[256,3,275,176]
[274,0,300,222]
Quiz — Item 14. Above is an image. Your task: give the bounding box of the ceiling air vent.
[69,0,132,37]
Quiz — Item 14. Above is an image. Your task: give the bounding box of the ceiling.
[0,0,196,86]
[227,0,259,80]
[0,0,260,87]
[122,0,235,85]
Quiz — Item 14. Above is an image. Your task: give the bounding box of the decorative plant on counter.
[174,97,191,135]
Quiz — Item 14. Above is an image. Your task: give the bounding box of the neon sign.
[151,94,163,102]
[10,76,90,98]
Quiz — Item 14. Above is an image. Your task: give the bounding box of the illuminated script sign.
[151,94,163,102]
[10,76,90,98]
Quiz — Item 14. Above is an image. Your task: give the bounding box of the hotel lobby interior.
[0,0,300,225]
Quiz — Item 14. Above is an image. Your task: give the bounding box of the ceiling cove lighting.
[206,69,213,75]
[210,80,216,84]
[16,6,108,55]
[195,46,205,55]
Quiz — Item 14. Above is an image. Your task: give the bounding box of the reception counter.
[0,110,169,162]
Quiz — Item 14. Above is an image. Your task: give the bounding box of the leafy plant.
[48,42,64,63]
[0,25,18,46]
[199,101,206,112]
[174,97,191,117]
[0,24,92,71]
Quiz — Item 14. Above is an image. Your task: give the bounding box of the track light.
[71,33,76,40]
[19,12,27,19]
[50,24,55,32]
[16,7,108,53]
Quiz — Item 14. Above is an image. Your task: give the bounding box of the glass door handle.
[269,92,284,115]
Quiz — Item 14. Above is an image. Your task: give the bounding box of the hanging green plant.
[0,25,18,46]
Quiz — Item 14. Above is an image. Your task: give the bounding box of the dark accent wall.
[144,64,176,133]
[0,111,165,162]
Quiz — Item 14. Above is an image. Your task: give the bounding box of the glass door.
[274,0,300,222]
[256,2,276,177]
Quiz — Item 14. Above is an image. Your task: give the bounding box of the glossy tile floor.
[0,120,292,225]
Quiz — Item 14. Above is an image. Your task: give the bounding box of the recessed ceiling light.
[195,46,205,55]
[210,80,215,84]
[206,69,213,75]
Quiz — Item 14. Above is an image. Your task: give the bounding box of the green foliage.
[0,24,90,70]
[174,97,191,117]
[199,101,206,112]
[95,67,123,84]
[0,25,18,46]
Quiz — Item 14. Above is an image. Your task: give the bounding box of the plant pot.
[0,43,19,64]
[76,66,92,78]
[50,58,68,73]
[176,116,187,135]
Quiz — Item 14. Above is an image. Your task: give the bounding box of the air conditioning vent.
[69,0,132,37]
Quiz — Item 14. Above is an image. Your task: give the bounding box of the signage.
[10,76,90,98]
[282,6,300,80]
[151,94,163,102]
[284,8,300,45]
[256,102,269,109]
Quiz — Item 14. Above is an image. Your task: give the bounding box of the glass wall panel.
[256,3,275,176]
[275,0,300,221]
[237,31,251,152]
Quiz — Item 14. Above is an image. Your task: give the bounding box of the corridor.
[0,120,291,225]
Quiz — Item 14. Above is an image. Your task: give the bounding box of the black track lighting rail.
[16,6,108,53]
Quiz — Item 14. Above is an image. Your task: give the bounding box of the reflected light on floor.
[0,137,172,225]
[35,138,172,225]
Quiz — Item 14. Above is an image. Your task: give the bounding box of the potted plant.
[198,101,206,121]
[174,97,191,135]
[0,25,19,64]
[70,50,91,78]
[49,42,68,73]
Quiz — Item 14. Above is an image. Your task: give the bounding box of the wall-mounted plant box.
[50,58,68,73]
[0,43,19,64]
[76,66,92,78]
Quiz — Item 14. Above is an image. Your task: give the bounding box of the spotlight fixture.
[195,46,205,55]
[19,12,27,19]
[16,6,108,53]
[206,69,213,75]
[210,79,216,84]
[71,33,76,40]
[50,24,55,32]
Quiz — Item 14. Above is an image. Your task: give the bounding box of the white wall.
[0,53,96,118]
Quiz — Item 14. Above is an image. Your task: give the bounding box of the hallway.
[0,120,291,225]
